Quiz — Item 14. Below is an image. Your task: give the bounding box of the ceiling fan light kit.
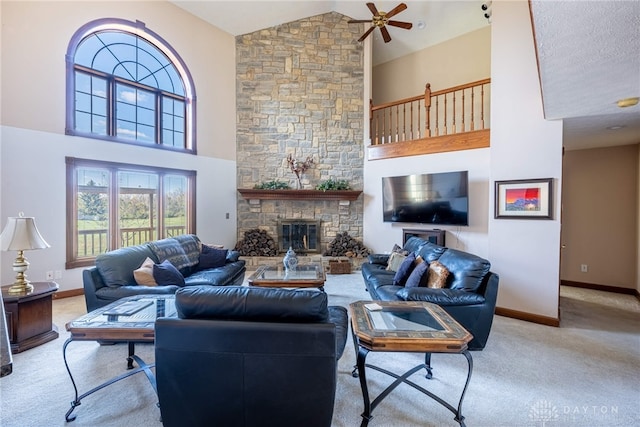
[616,97,639,108]
[348,2,413,43]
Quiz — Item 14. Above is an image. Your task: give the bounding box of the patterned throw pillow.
[385,252,407,272]
[172,234,201,268]
[427,261,450,288]
[153,260,186,286]
[133,257,157,286]
[392,252,417,286]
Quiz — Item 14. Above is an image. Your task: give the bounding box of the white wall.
[488,0,563,319]
[364,150,490,257]
[0,1,238,292]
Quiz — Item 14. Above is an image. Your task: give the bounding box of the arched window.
[66,19,196,152]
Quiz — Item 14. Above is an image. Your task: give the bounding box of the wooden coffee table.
[349,300,473,427]
[248,264,326,291]
[63,294,176,421]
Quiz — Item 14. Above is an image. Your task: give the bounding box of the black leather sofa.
[361,236,499,350]
[155,286,348,427]
[82,235,246,312]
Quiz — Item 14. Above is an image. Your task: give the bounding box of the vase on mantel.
[283,247,298,271]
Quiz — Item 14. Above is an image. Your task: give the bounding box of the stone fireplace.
[278,219,321,254]
[235,12,365,266]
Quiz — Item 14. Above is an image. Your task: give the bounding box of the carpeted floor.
[1,273,638,426]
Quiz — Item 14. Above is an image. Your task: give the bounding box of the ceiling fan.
[348,2,413,43]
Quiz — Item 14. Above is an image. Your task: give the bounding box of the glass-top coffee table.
[349,300,473,427]
[247,264,326,291]
[63,294,176,422]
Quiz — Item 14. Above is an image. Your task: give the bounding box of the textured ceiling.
[170,0,640,151]
[530,0,640,150]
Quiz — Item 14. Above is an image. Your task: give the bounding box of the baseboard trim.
[53,288,84,299]
[495,306,560,327]
[561,280,639,301]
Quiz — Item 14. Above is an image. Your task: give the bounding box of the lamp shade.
[0,215,50,251]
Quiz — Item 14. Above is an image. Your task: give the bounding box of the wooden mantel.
[237,189,362,201]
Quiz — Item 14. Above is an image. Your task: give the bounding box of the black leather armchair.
[155,286,348,427]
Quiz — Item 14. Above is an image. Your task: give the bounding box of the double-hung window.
[66,19,196,152]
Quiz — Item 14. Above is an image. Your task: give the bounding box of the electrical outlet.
[46,271,54,280]
[580,264,588,273]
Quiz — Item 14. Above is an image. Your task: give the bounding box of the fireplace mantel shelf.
[238,189,362,201]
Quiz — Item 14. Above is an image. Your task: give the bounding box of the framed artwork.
[494,178,553,219]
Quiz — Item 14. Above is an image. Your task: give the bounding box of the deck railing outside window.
[77,226,187,257]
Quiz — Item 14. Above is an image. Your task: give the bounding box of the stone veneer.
[235,12,365,256]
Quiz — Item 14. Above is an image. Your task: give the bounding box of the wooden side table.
[1,281,59,353]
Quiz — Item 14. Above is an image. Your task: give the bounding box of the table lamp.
[0,213,50,294]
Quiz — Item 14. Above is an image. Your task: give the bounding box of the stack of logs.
[323,232,370,258]
[234,229,278,256]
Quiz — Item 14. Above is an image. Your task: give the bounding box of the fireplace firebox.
[277,220,321,254]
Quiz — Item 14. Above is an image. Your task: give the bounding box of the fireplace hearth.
[277,220,321,254]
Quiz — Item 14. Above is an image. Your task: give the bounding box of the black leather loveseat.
[155,285,348,427]
[82,234,246,312]
[361,236,499,350]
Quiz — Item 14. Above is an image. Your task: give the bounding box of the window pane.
[76,92,90,113]
[92,115,107,135]
[164,175,187,238]
[118,171,158,246]
[76,167,110,257]
[75,72,91,93]
[162,129,174,146]
[137,125,155,143]
[138,106,155,126]
[76,111,91,133]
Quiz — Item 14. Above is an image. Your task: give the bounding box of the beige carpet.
[1,273,638,426]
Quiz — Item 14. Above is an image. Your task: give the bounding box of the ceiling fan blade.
[380,26,392,43]
[358,25,376,42]
[385,3,408,20]
[387,20,413,30]
[348,19,373,24]
[366,2,379,16]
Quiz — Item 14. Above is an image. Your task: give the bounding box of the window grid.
[67,19,195,152]
[66,157,196,269]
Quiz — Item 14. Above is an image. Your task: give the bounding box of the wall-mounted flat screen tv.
[382,171,469,226]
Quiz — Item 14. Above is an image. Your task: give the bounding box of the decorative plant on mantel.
[286,153,314,189]
[253,180,291,190]
[315,178,351,191]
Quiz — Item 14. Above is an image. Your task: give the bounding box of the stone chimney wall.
[235,12,365,253]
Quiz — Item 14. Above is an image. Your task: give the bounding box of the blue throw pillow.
[198,245,228,270]
[392,252,416,286]
[153,260,186,286]
[404,261,428,288]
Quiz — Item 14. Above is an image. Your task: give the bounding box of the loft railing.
[369,78,491,156]
[77,225,186,257]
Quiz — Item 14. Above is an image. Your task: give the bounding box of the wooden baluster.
[410,101,414,140]
[443,94,448,135]
[369,99,375,145]
[481,84,485,130]
[395,104,399,142]
[402,103,406,141]
[471,88,475,131]
[435,95,439,137]
[461,89,465,133]
[452,91,456,134]
[424,83,431,138]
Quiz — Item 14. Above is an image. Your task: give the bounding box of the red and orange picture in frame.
[494,178,553,219]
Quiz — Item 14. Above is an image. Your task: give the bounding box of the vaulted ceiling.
[170,1,640,151]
